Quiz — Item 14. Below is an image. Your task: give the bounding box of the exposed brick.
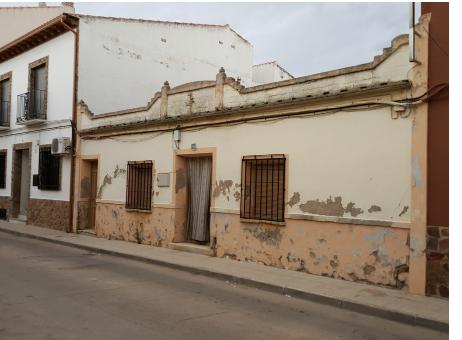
[427,252,444,261]
[438,238,449,252]
[427,226,440,237]
[426,236,439,251]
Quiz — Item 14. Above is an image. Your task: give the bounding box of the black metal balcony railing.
[0,100,10,127]
[17,90,47,123]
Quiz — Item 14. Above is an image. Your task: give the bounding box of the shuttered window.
[38,146,60,190]
[240,155,286,222]
[0,150,6,189]
[126,161,153,211]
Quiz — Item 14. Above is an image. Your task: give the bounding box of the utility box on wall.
[157,173,170,187]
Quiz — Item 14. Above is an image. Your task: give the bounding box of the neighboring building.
[0,11,256,230]
[0,15,78,229]
[252,61,294,85]
[421,2,449,298]
[75,15,432,295]
[0,2,75,47]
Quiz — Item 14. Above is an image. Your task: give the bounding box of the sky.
[2,2,419,77]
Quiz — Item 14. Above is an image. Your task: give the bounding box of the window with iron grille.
[126,161,153,211]
[240,155,286,222]
[0,150,6,189]
[38,146,60,190]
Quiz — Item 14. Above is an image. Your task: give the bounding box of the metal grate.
[0,151,6,188]
[240,154,286,222]
[17,90,47,122]
[39,146,61,191]
[126,161,153,211]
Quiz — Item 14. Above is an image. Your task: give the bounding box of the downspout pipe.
[61,18,78,233]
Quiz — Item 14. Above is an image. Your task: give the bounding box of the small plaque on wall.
[157,173,170,187]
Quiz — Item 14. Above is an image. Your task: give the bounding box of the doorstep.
[168,242,213,256]
[0,221,448,332]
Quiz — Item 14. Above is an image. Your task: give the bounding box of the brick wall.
[27,198,70,231]
[426,226,449,298]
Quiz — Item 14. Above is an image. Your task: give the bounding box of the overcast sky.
[3,2,419,77]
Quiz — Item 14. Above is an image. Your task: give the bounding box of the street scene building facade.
[0,4,449,299]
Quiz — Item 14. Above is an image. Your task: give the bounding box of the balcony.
[0,100,10,130]
[17,90,47,125]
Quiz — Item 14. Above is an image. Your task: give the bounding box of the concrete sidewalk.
[0,221,448,332]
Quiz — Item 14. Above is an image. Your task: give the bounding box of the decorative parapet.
[79,26,422,133]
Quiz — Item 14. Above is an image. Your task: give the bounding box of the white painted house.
[0,11,264,230]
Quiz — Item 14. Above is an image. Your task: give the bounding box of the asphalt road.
[0,232,447,340]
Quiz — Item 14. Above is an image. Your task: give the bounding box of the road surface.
[0,232,447,340]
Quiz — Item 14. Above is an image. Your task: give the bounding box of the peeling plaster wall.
[95,202,175,246]
[77,16,253,114]
[78,32,416,288]
[82,105,412,222]
[212,213,409,287]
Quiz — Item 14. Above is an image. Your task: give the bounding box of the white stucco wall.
[0,32,75,201]
[252,62,293,85]
[77,16,254,115]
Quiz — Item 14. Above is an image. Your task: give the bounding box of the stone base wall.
[28,198,70,231]
[211,212,411,288]
[426,225,449,298]
[95,202,176,247]
[0,196,12,219]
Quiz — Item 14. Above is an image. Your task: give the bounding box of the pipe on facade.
[61,18,79,233]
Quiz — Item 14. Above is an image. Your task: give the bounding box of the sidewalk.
[0,221,448,332]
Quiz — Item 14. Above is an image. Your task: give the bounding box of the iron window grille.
[0,151,6,189]
[126,161,153,211]
[240,154,286,222]
[17,89,47,122]
[38,146,61,191]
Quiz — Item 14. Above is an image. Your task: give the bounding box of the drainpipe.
[61,18,78,233]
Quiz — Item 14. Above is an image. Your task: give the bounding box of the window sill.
[125,208,152,213]
[240,218,286,226]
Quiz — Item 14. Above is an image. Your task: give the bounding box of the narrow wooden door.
[88,161,98,230]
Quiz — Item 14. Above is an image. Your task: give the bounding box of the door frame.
[77,156,99,231]
[172,147,216,244]
[11,142,32,219]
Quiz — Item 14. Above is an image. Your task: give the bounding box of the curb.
[0,227,448,332]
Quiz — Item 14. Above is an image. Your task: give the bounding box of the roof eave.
[0,13,78,63]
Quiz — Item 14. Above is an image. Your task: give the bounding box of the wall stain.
[363,264,376,275]
[97,174,112,199]
[175,168,186,193]
[399,206,409,217]
[213,180,233,198]
[299,196,364,217]
[113,164,127,178]
[244,225,282,246]
[287,192,300,207]
[367,205,382,213]
[233,190,241,202]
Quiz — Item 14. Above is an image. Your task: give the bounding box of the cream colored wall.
[82,104,412,223]
[0,5,74,47]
